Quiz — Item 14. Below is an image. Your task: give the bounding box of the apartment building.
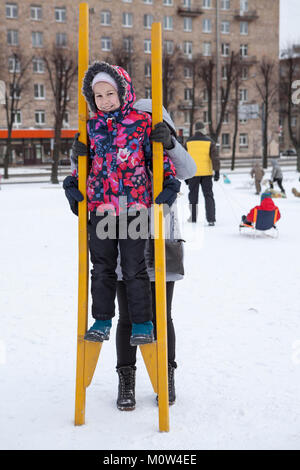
[0,0,280,165]
[279,45,300,154]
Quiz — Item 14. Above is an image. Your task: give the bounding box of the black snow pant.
[116,281,176,368]
[270,178,285,194]
[188,175,216,223]
[88,213,152,323]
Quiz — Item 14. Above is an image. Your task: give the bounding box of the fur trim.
[82,61,127,113]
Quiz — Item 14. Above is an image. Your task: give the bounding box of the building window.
[13,110,22,126]
[203,18,212,33]
[221,21,230,34]
[183,0,191,6]
[239,133,248,147]
[164,16,173,30]
[144,39,151,54]
[30,5,42,20]
[240,0,248,12]
[203,110,209,123]
[123,37,133,53]
[101,37,112,51]
[123,0,132,2]
[291,116,297,127]
[203,42,211,56]
[10,83,21,99]
[164,40,174,55]
[144,0,153,4]
[33,57,44,73]
[34,83,45,99]
[144,14,153,29]
[6,3,18,18]
[56,33,67,47]
[183,41,192,57]
[184,111,190,124]
[240,21,248,35]
[240,44,248,57]
[184,88,193,101]
[163,0,173,5]
[144,63,151,78]
[122,12,133,27]
[203,89,208,102]
[239,88,248,102]
[222,133,230,147]
[184,17,192,32]
[32,31,43,47]
[35,110,45,125]
[221,0,230,9]
[221,43,230,56]
[145,87,151,98]
[184,66,192,78]
[7,29,18,45]
[222,65,228,80]
[63,112,69,128]
[241,66,248,80]
[223,112,229,124]
[55,7,66,22]
[100,10,111,26]
[8,56,20,73]
[203,0,211,8]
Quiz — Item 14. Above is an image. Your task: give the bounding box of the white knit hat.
[91,72,118,91]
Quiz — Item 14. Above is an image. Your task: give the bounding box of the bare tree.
[0,52,32,179]
[162,45,182,111]
[280,50,300,172]
[230,56,244,170]
[103,39,137,78]
[43,45,77,184]
[255,57,279,168]
[198,52,236,143]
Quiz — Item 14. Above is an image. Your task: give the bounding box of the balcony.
[178,99,203,110]
[240,55,258,65]
[234,9,259,21]
[177,7,203,17]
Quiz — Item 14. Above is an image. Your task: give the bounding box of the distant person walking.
[251,162,264,195]
[270,159,285,195]
[186,122,220,226]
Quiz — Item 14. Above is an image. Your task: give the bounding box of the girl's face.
[93,82,120,113]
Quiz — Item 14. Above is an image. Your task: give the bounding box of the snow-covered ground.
[0,168,300,450]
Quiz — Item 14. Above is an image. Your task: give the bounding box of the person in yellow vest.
[186,121,220,225]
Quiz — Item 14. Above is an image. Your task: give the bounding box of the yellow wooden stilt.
[74,2,103,426]
[151,22,169,433]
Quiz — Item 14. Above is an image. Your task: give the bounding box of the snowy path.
[0,170,300,450]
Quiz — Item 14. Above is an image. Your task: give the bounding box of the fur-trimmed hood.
[82,61,136,114]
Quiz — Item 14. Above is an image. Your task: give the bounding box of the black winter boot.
[116,366,136,411]
[168,363,176,405]
[156,363,177,405]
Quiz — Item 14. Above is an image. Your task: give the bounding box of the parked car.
[280,148,297,157]
[59,157,70,166]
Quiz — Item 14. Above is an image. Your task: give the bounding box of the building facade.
[0,0,280,165]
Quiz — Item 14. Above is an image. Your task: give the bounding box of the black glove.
[71,133,88,162]
[214,170,220,182]
[150,122,174,150]
[63,176,84,216]
[155,178,181,207]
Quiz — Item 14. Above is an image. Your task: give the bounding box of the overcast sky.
[280,0,300,50]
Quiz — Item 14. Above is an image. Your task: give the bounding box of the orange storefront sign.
[0,129,78,139]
